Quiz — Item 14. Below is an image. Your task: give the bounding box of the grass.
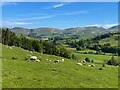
[2,45,118,88]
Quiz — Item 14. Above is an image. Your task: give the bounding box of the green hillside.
[2,45,118,88]
[99,34,119,47]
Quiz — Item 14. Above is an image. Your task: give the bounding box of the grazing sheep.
[9,47,12,49]
[61,59,64,62]
[49,60,51,62]
[82,60,86,63]
[30,51,33,53]
[59,60,62,62]
[88,65,91,67]
[54,60,60,63]
[36,59,40,62]
[46,59,48,61]
[30,56,37,60]
[77,63,82,66]
[91,64,95,67]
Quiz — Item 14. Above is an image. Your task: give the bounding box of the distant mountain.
[9,27,29,36]
[8,25,118,37]
[30,28,62,36]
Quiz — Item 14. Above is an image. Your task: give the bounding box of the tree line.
[2,28,76,59]
[67,32,120,56]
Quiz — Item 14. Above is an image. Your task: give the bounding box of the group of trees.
[103,56,119,66]
[67,32,120,56]
[2,29,75,59]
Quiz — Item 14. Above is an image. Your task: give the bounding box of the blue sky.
[2,2,118,29]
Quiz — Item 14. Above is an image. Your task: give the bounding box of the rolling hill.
[2,45,118,88]
[7,25,118,38]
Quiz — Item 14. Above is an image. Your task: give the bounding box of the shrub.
[85,58,91,62]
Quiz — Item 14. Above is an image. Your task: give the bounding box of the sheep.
[88,65,91,67]
[77,63,82,66]
[54,60,60,63]
[91,64,95,67]
[59,60,62,62]
[49,60,51,62]
[9,47,12,49]
[82,60,86,63]
[36,59,40,62]
[46,59,48,61]
[30,56,37,60]
[61,59,64,62]
[30,51,33,54]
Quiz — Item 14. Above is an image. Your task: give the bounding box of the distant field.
[74,52,118,63]
[2,45,118,88]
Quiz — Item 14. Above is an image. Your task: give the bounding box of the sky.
[1,2,118,29]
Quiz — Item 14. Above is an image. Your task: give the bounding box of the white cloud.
[13,21,32,25]
[0,2,17,6]
[44,3,65,9]
[53,3,64,8]
[7,15,53,22]
[87,24,118,29]
[61,11,89,15]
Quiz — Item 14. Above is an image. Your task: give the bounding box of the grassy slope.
[2,45,118,88]
[99,34,118,47]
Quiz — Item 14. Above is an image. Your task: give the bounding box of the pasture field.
[74,52,118,63]
[2,45,118,88]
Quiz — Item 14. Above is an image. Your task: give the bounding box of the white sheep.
[54,60,60,63]
[36,59,40,62]
[91,64,95,67]
[82,60,86,63]
[9,47,12,49]
[30,56,37,60]
[77,63,82,66]
[61,59,64,62]
[88,65,91,67]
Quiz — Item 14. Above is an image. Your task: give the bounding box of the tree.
[107,56,118,66]
[85,58,91,62]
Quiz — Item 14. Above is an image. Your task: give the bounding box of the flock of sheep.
[7,45,96,67]
[28,55,95,67]
[77,60,95,67]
